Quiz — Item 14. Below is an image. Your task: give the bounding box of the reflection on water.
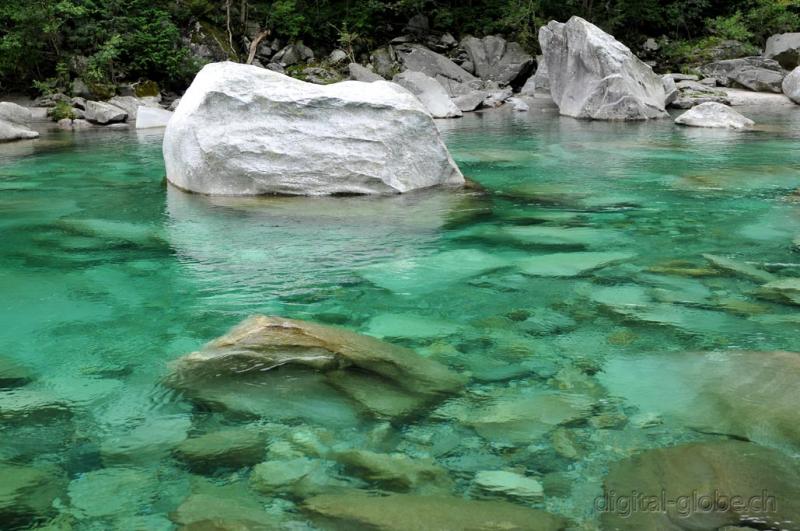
[1,104,800,529]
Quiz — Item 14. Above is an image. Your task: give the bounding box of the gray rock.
[83,101,127,124]
[70,97,86,110]
[519,75,537,96]
[0,102,32,126]
[675,102,754,129]
[482,87,513,108]
[392,70,462,118]
[370,46,396,78]
[395,44,478,87]
[0,120,39,142]
[349,63,383,82]
[405,14,429,37]
[107,96,159,120]
[699,57,786,92]
[168,97,181,111]
[266,62,285,74]
[764,32,800,69]
[71,78,92,98]
[459,35,534,86]
[783,66,800,104]
[440,33,458,49]
[452,91,487,112]
[531,55,550,93]
[164,62,464,195]
[539,17,667,120]
[135,106,173,129]
[273,42,314,66]
[662,76,678,106]
[302,66,340,85]
[508,97,529,112]
[663,73,699,82]
[642,37,659,52]
[328,49,348,64]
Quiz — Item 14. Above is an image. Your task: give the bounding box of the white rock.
[84,101,127,124]
[135,106,173,129]
[452,91,486,112]
[508,97,529,112]
[674,102,754,130]
[0,102,32,126]
[474,470,544,499]
[0,120,39,141]
[519,76,537,96]
[108,96,160,119]
[329,49,348,64]
[392,70,462,118]
[539,17,667,120]
[764,32,800,69]
[163,62,463,195]
[782,67,800,104]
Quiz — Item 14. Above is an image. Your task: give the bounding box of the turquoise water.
[2,105,800,529]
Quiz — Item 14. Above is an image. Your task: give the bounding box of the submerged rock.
[392,70,462,118]
[675,102,754,130]
[539,17,667,120]
[0,357,32,388]
[304,491,568,530]
[474,470,544,499]
[168,315,465,421]
[171,481,281,529]
[336,449,452,492]
[600,350,800,450]
[601,440,800,530]
[163,61,463,195]
[174,427,267,471]
[517,251,635,277]
[0,463,65,525]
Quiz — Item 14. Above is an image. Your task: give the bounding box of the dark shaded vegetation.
[1,0,798,93]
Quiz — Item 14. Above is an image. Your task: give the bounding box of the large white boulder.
[0,120,39,142]
[135,106,173,129]
[0,102,38,142]
[84,101,127,124]
[783,66,800,104]
[765,32,800,70]
[392,70,462,118]
[163,61,464,195]
[539,17,667,120]
[674,102,754,130]
[459,35,534,86]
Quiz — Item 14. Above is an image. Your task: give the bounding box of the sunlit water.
[2,102,800,529]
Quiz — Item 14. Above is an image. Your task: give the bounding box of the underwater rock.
[0,463,65,526]
[517,252,635,277]
[0,357,33,388]
[0,388,71,423]
[250,457,317,493]
[434,387,594,444]
[601,440,800,530]
[474,470,544,499]
[600,350,800,451]
[702,253,776,283]
[100,414,191,465]
[336,449,452,492]
[67,467,157,518]
[758,278,800,306]
[174,427,267,472]
[163,61,463,195]
[365,313,463,339]
[304,491,568,530]
[171,481,281,529]
[168,315,465,422]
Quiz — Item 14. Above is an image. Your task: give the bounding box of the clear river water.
[1,102,800,530]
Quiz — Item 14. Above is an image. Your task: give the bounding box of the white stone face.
[674,102,755,130]
[135,106,173,129]
[782,67,800,104]
[539,17,667,120]
[392,70,462,118]
[163,62,464,196]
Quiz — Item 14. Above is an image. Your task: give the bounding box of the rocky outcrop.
[107,96,160,120]
[304,492,568,531]
[393,70,462,118]
[699,57,786,92]
[83,101,127,124]
[395,44,477,92]
[459,35,534,87]
[0,102,39,142]
[539,17,667,120]
[783,66,800,104]
[601,440,800,530]
[764,32,800,70]
[167,315,466,421]
[163,62,464,195]
[135,106,173,129]
[675,102,754,130]
[349,63,383,82]
[272,42,314,66]
[669,79,731,108]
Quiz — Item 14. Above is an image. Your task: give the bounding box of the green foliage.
[707,11,752,42]
[49,100,76,121]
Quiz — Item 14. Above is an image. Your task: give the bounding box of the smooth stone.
[0,388,71,423]
[759,278,800,306]
[365,313,462,339]
[392,70,462,118]
[0,357,33,388]
[67,468,156,518]
[539,16,666,120]
[0,463,65,524]
[349,63,383,82]
[601,440,800,530]
[452,91,487,111]
[765,32,800,69]
[336,449,452,491]
[0,120,39,142]
[135,106,173,129]
[304,492,568,530]
[170,482,279,529]
[474,470,544,499]
[325,369,429,419]
[395,44,478,85]
[517,252,635,277]
[107,95,160,119]
[702,253,776,282]
[459,35,534,86]
[174,427,267,471]
[361,249,513,294]
[83,100,127,124]
[675,102,754,130]
[163,61,463,195]
[782,66,800,104]
[699,57,786,93]
[100,414,191,465]
[600,350,800,450]
[250,457,317,493]
[0,102,32,125]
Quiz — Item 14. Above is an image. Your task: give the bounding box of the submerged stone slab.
[304,492,568,530]
[336,449,452,491]
[174,427,267,471]
[474,470,544,499]
[601,440,800,530]
[517,251,635,277]
[163,61,463,195]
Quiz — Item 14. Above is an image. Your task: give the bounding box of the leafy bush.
[707,11,752,42]
[49,100,76,121]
